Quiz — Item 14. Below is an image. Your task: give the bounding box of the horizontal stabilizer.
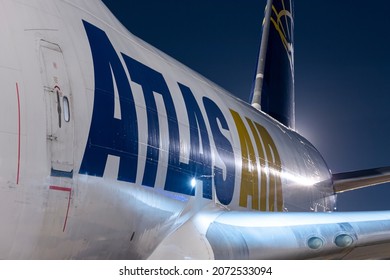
[333,167,390,193]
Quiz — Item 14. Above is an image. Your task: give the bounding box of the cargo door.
[40,40,74,177]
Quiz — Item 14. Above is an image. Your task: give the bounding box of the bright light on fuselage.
[191,178,196,188]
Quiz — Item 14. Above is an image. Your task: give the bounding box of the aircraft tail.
[250,0,295,129]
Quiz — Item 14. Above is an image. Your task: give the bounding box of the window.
[63,96,70,122]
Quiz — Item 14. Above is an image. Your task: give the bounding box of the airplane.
[1,0,390,260]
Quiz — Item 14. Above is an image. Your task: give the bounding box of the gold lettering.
[230,110,259,210]
[255,123,283,211]
[230,109,283,212]
[246,118,267,211]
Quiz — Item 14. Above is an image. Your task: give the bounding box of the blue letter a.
[79,21,138,183]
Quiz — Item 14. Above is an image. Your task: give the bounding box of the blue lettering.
[203,97,235,205]
[165,84,212,198]
[80,21,238,204]
[123,55,180,188]
[79,21,138,183]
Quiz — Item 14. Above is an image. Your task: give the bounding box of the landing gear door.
[40,40,74,177]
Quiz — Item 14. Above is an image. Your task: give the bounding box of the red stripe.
[16,83,21,185]
[63,190,71,232]
[49,185,72,192]
[49,185,72,232]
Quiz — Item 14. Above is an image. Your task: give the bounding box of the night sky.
[101,0,390,211]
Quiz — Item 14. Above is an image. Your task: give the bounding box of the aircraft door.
[40,40,74,177]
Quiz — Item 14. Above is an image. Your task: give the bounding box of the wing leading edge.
[150,208,390,259]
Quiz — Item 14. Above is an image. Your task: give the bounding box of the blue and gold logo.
[270,0,294,72]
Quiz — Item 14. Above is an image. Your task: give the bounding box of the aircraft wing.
[333,167,390,193]
[149,207,390,259]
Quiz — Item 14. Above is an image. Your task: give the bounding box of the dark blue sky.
[101,0,390,211]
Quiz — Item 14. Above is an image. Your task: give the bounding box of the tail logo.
[270,0,294,72]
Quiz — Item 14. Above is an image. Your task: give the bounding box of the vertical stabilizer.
[251,0,295,129]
